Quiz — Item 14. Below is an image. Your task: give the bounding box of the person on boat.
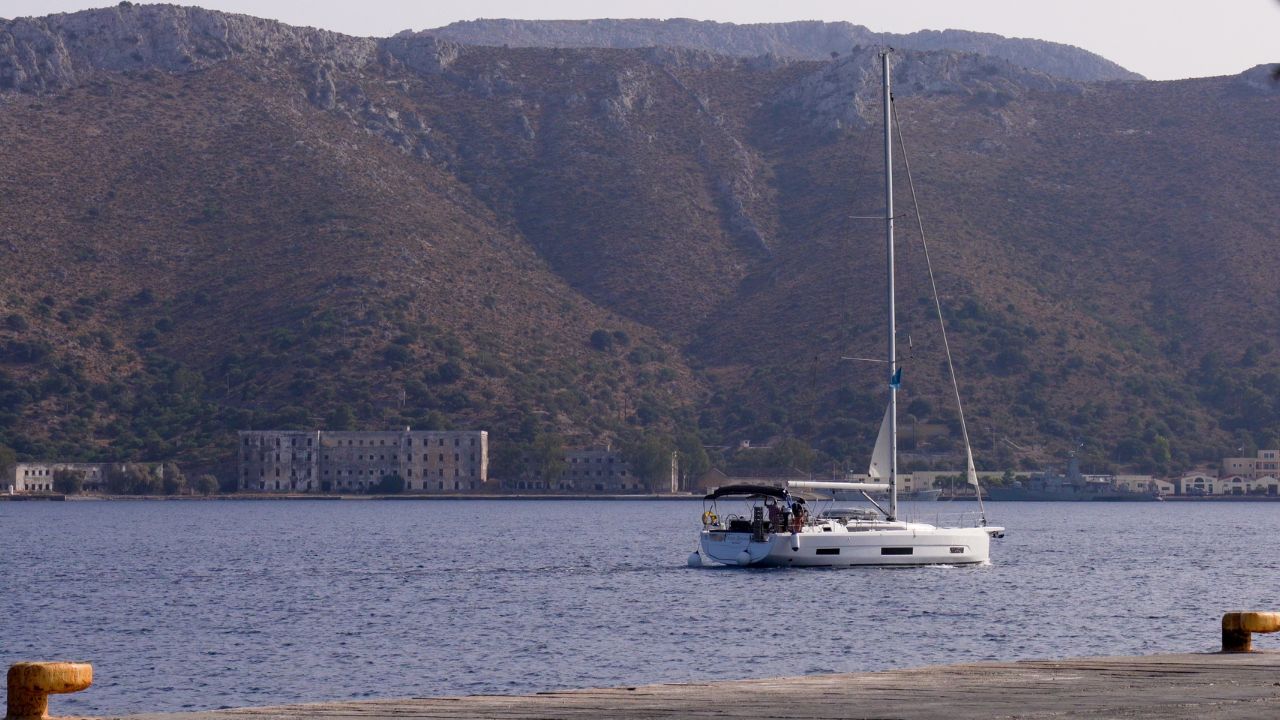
[789,499,806,532]
[765,497,782,531]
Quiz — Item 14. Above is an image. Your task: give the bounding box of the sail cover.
[868,404,892,479]
[965,449,979,486]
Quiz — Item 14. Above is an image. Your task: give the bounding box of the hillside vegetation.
[1,5,1277,478]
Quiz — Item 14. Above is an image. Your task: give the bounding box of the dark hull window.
[815,548,840,555]
[881,547,914,556]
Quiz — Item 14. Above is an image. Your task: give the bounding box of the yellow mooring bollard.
[1221,612,1280,653]
[6,662,92,720]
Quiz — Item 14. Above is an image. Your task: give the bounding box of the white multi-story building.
[1220,449,1280,481]
[238,428,488,493]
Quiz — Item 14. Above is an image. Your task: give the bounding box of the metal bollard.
[1221,611,1280,653]
[6,662,92,720]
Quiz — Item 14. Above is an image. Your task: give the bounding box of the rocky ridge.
[0,3,373,92]
[424,18,1144,82]
[778,45,1076,132]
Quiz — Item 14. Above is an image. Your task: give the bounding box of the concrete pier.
[127,652,1280,720]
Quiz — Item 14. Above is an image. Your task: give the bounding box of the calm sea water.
[2,499,1279,715]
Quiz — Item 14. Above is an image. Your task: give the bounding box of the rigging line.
[890,99,988,523]
[850,213,911,220]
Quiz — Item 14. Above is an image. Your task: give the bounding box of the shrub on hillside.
[162,462,186,495]
[0,339,51,363]
[105,464,162,495]
[589,329,613,352]
[195,475,220,495]
[429,361,463,385]
[52,468,84,494]
[5,314,28,331]
[383,344,412,368]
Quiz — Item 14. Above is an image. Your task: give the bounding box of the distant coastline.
[1,493,704,502]
[7,493,1280,503]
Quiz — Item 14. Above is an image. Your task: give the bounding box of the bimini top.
[704,484,790,501]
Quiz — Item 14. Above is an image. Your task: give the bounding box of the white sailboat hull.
[699,522,1000,567]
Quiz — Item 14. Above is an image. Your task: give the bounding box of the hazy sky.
[6,0,1278,80]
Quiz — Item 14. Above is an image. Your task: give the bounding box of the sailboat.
[692,51,1004,567]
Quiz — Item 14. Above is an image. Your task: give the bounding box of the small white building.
[1113,474,1160,494]
[1178,472,1218,496]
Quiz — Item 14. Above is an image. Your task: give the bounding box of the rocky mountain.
[1,5,1277,479]
[424,18,1144,82]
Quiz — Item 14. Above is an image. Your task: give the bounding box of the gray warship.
[987,455,1159,501]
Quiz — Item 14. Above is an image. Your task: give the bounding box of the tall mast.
[882,50,899,522]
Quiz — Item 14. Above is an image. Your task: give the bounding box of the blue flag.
[890,367,902,388]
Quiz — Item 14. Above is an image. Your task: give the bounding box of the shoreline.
[8,492,1280,502]
[3,492,706,502]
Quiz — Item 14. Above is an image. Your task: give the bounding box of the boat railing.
[929,510,988,529]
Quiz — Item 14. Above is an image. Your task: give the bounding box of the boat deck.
[127,652,1280,720]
